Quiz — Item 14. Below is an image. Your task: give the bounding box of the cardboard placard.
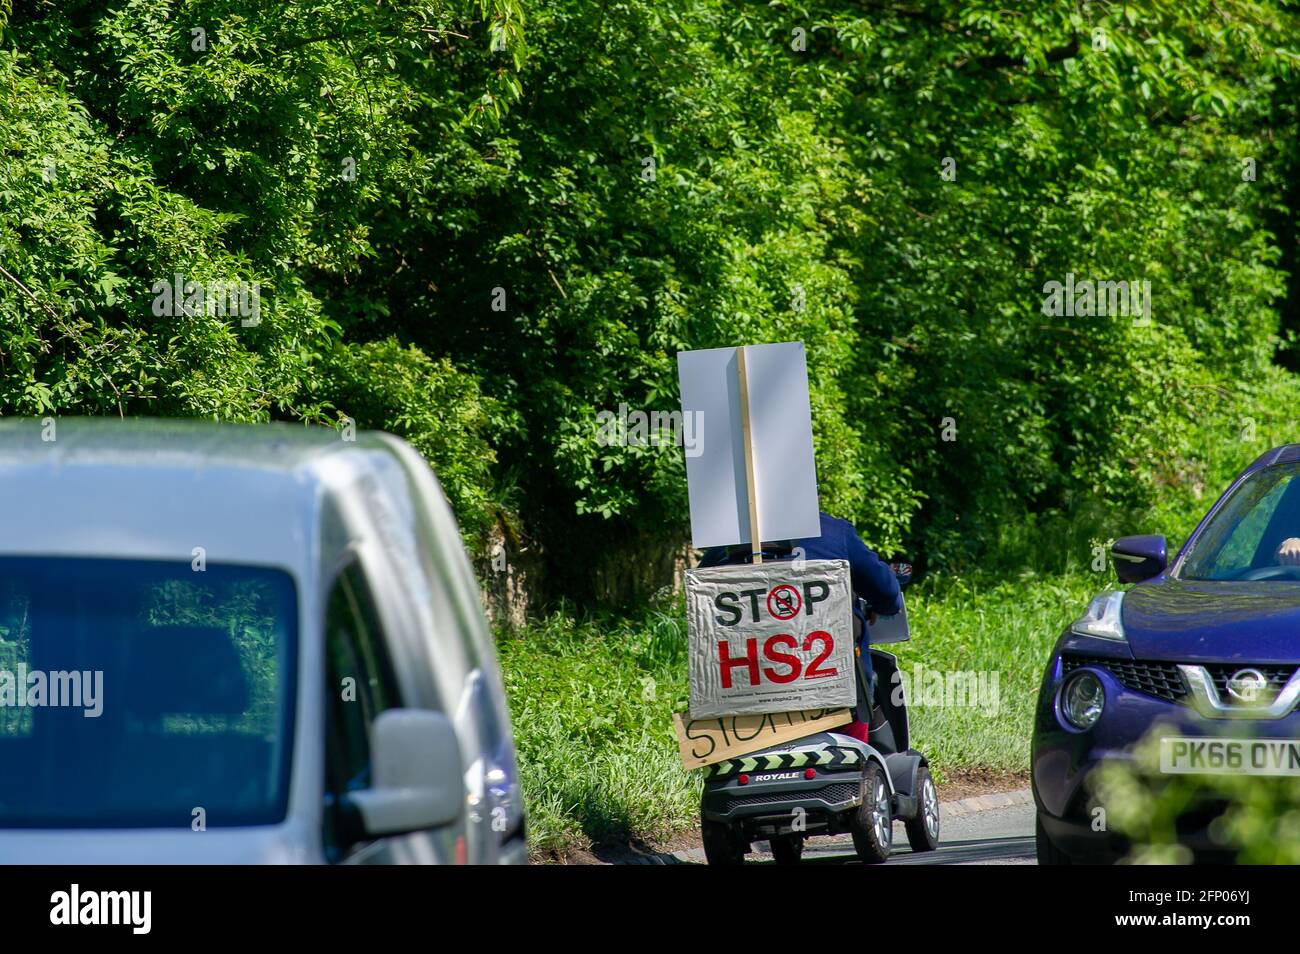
[686,560,855,718]
[673,707,853,769]
[676,342,820,550]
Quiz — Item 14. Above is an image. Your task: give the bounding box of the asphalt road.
[669,791,1037,866]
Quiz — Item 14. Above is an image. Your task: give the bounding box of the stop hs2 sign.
[685,560,855,718]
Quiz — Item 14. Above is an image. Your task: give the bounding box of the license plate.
[1160,737,1300,776]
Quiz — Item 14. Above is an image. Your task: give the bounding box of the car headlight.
[1070,590,1127,642]
[1060,671,1105,730]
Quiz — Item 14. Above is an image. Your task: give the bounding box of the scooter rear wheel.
[770,834,804,865]
[850,762,892,864]
[701,817,746,866]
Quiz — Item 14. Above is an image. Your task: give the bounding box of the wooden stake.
[736,345,762,564]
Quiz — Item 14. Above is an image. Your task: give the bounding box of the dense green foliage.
[3,0,1300,581]
[0,0,525,536]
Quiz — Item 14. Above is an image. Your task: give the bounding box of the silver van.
[0,419,525,864]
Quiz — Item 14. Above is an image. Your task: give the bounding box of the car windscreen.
[1179,462,1300,581]
[0,557,297,828]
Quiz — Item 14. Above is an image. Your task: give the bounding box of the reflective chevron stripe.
[708,746,865,777]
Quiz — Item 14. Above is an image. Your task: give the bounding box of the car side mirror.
[1111,535,1167,584]
[347,709,465,836]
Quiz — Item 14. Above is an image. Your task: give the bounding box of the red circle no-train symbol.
[767,584,802,620]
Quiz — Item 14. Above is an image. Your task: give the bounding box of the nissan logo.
[1226,668,1268,703]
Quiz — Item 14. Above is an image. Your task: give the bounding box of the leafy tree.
[3,0,1300,592]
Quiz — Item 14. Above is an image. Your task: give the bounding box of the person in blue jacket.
[697,511,902,712]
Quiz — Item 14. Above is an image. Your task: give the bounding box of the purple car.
[1033,444,1300,863]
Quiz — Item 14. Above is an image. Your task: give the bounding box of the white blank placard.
[677,342,820,549]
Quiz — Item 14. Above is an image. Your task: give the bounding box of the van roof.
[0,418,406,574]
[0,417,381,470]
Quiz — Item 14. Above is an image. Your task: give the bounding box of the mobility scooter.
[699,568,940,865]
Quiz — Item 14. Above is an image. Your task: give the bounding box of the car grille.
[716,782,860,813]
[1062,655,1187,703]
[1203,664,1296,700]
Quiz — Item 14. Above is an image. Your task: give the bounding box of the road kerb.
[939,787,1033,819]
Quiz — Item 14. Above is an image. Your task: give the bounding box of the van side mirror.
[1112,535,1167,584]
[347,709,465,836]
